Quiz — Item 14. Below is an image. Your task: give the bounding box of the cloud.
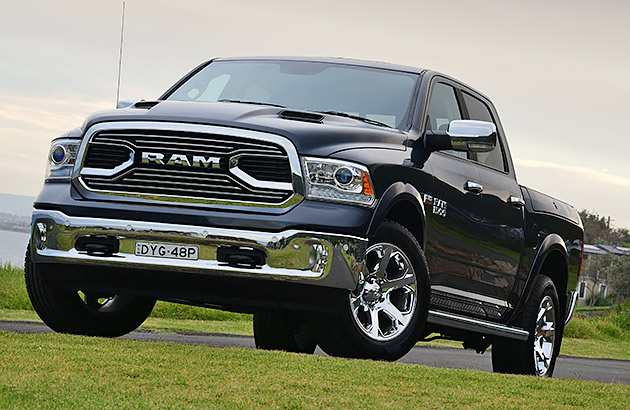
[0,95,112,133]
[514,159,630,189]
[514,158,630,229]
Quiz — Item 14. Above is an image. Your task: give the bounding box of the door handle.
[463,181,483,193]
[507,195,526,207]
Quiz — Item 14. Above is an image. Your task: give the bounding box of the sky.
[0,0,628,228]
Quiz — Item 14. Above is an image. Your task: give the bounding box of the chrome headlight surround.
[45,138,81,181]
[302,157,375,207]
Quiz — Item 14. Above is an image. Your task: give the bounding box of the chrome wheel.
[350,243,417,341]
[534,295,556,376]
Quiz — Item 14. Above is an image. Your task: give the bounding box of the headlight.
[302,157,375,207]
[45,138,80,181]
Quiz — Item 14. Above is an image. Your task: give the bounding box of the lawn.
[1,331,628,410]
[2,262,629,360]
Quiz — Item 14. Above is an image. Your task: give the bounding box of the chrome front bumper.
[31,210,367,290]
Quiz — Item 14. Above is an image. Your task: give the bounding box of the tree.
[606,256,630,300]
[579,210,630,245]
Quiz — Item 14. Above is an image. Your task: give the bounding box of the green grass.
[0,263,33,311]
[1,331,628,410]
[575,305,612,312]
[2,262,629,360]
[0,308,254,336]
[560,301,630,360]
[0,262,252,334]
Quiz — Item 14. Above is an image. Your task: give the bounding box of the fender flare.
[507,233,569,324]
[366,182,427,249]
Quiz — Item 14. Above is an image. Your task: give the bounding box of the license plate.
[135,241,199,260]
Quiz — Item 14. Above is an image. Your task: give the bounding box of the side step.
[427,310,530,341]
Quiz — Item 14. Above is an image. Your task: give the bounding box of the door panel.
[474,167,525,302]
[460,89,524,304]
[425,153,484,291]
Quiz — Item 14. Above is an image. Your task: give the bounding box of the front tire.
[25,246,156,337]
[316,220,430,361]
[492,274,562,377]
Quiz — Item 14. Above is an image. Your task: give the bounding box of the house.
[577,244,629,306]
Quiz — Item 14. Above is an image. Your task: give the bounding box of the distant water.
[0,230,30,267]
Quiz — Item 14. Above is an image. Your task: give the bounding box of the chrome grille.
[84,144,132,169]
[79,126,296,205]
[236,156,292,183]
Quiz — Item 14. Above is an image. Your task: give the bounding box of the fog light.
[35,222,47,250]
[309,243,329,273]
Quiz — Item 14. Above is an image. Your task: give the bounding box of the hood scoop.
[278,110,324,124]
[131,100,161,110]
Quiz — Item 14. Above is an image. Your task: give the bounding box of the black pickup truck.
[27,57,584,377]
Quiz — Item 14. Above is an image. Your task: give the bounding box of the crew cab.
[27,57,583,377]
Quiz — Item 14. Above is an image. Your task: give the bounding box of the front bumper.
[31,210,367,291]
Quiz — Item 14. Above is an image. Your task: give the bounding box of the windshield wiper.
[218,99,286,108]
[314,111,393,129]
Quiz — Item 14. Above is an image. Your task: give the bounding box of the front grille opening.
[217,246,266,268]
[80,128,294,205]
[237,156,292,183]
[75,235,120,257]
[84,144,132,169]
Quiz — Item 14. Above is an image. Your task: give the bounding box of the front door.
[423,81,487,306]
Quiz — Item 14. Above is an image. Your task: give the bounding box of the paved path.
[2,320,628,385]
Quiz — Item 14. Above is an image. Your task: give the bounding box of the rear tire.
[492,274,562,377]
[253,311,317,354]
[316,220,430,361]
[25,246,156,337]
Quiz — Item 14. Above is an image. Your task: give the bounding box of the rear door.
[460,89,525,306]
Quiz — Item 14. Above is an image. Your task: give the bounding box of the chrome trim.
[350,243,418,341]
[73,121,304,209]
[448,120,497,153]
[564,290,578,326]
[534,295,556,376]
[427,309,529,341]
[229,167,293,191]
[507,195,526,207]
[431,285,510,308]
[81,152,134,177]
[463,180,483,193]
[31,210,367,290]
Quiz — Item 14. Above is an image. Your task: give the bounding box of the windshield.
[165,60,419,130]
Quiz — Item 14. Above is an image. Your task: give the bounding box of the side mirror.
[116,99,142,109]
[424,120,497,153]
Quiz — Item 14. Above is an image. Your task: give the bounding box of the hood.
[80,100,408,156]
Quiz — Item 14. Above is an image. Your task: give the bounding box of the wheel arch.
[367,182,427,249]
[509,234,569,324]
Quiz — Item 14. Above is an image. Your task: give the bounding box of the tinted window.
[167,60,418,130]
[462,92,506,172]
[427,83,466,159]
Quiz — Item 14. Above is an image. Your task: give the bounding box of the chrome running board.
[427,310,530,341]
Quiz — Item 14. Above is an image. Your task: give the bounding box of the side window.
[462,92,506,172]
[427,83,466,159]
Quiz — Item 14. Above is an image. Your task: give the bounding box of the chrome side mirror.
[448,120,496,152]
[424,120,497,153]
